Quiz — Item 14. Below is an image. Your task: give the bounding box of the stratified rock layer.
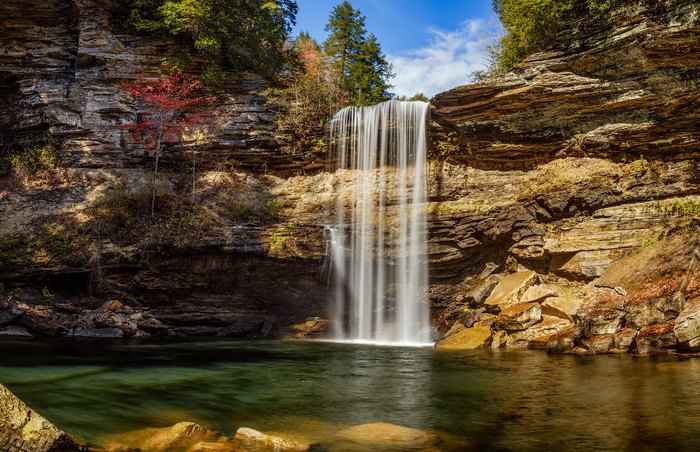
[431,0,700,169]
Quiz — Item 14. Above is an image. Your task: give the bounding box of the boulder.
[541,297,582,322]
[484,271,538,311]
[0,383,83,452]
[234,427,307,451]
[495,302,542,332]
[334,422,438,450]
[0,325,33,337]
[574,288,626,337]
[71,327,124,338]
[675,299,700,352]
[284,318,329,339]
[506,315,570,348]
[520,285,557,304]
[435,323,492,350]
[580,334,615,354]
[613,328,638,353]
[103,422,215,452]
[636,322,677,354]
[546,326,575,353]
[0,307,25,326]
[463,274,501,307]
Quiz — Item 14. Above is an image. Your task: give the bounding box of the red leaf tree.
[120,72,215,216]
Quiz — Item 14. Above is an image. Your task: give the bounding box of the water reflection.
[0,339,699,449]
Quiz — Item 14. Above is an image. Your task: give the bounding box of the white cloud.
[387,19,498,98]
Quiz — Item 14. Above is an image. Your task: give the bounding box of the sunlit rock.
[484,271,538,311]
[103,422,215,452]
[541,297,582,322]
[495,302,542,332]
[0,383,83,451]
[234,427,308,451]
[435,323,492,350]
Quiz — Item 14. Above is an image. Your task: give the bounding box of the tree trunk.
[151,153,159,217]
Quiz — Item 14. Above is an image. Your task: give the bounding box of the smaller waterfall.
[328,100,431,345]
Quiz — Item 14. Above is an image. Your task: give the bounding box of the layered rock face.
[0,0,330,338]
[431,0,700,354]
[431,0,699,169]
[0,0,698,351]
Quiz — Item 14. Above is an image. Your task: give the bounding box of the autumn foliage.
[120,71,214,216]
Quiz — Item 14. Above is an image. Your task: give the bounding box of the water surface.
[1,339,699,450]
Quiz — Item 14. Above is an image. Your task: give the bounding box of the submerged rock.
[0,383,83,451]
[234,427,308,451]
[334,422,438,450]
[103,422,215,452]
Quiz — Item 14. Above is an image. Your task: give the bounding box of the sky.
[292,0,501,98]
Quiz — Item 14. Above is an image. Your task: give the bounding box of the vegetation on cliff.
[266,1,394,154]
[112,0,298,76]
[491,0,617,71]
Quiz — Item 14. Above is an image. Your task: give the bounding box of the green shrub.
[0,145,60,179]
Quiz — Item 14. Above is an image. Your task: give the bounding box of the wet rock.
[574,288,626,337]
[334,422,438,450]
[189,441,245,452]
[495,302,542,332]
[104,422,215,452]
[547,326,575,353]
[16,312,68,337]
[234,427,308,451]
[580,334,615,354]
[71,327,124,338]
[675,298,700,352]
[435,323,492,350]
[0,325,33,337]
[613,328,638,353]
[284,318,329,339]
[0,307,25,326]
[484,271,538,311]
[636,322,677,355]
[0,383,83,452]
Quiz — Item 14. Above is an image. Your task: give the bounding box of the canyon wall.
[0,0,699,353]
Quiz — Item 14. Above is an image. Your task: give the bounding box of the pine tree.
[323,1,393,105]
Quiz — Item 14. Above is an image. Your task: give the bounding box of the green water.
[1,338,700,450]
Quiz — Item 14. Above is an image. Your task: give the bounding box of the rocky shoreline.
[0,382,468,452]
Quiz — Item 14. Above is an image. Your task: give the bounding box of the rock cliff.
[430,0,700,354]
[0,0,698,353]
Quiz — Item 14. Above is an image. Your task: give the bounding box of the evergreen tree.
[323,1,393,105]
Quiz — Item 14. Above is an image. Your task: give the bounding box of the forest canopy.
[111,0,298,76]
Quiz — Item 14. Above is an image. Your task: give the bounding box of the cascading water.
[328,100,431,345]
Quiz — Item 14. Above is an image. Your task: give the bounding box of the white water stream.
[328,100,431,345]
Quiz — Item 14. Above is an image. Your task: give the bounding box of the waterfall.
[328,100,431,345]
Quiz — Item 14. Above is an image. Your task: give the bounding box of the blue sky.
[292,0,500,97]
